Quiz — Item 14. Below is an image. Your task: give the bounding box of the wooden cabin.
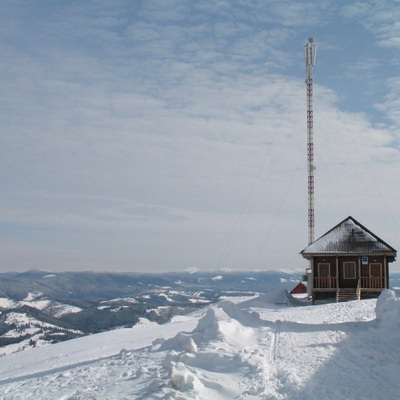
[301,216,397,303]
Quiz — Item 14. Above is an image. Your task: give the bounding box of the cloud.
[375,77,400,131]
[341,0,400,49]
[1,1,400,272]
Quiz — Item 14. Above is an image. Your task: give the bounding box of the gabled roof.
[290,282,307,294]
[301,216,397,257]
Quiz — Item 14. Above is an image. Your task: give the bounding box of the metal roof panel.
[301,216,396,255]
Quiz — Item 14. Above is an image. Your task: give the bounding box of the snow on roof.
[301,216,396,256]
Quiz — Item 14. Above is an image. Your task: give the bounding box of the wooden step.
[336,288,358,302]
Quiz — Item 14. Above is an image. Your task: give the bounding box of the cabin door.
[316,263,333,288]
[339,261,357,288]
[370,263,383,288]
[319,263,330,278]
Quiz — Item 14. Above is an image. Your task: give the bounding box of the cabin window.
[343,262,356,279]
[370,263,382,277]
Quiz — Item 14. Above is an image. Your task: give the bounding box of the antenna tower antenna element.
[305,37,317,245]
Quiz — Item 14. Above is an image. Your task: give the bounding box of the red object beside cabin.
[290,282,307,294]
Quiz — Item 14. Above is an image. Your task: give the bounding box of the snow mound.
[192,305,255,344]
[147,301,264,398]
[169,361,203,390]
[157,332,198,353]
[218,300,263,327]
[376,289,400,327]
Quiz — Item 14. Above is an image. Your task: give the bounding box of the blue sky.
[1,0,400,273]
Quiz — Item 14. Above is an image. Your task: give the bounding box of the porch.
[313,276,386,302]
[313,276,386,290]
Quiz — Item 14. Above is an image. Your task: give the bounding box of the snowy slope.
[0,293,82,318]
[0,311,83,357]
[0,293,84,356]
[0,290,399,399]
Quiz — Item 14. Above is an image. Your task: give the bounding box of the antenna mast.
[305,37,317,245]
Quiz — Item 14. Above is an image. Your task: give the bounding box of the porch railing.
[314,277,337,289]
[314,276,385,290]
[360,277,384,289]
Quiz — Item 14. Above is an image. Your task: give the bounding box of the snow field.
[0,290,399,399]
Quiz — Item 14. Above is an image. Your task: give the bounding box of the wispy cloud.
[1,0,400,272]
[341,0,400,49]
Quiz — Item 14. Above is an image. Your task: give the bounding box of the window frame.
[343,261,356,279]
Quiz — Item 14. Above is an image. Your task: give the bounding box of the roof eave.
[301,251,397,259]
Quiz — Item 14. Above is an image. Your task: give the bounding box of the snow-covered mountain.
[0,289,399,399]
[1,270,400,360]
[0,309,83,356]
[0,290,84,355]
[0,290,82,318]
[0,269,304,301]
[0,270,305,355]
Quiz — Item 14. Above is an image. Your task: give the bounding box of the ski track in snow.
[0,290,400,399]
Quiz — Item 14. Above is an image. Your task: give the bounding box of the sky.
[1,0,400,273]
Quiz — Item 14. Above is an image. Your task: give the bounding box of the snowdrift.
[0,291,399,399]
[376,289,400,327]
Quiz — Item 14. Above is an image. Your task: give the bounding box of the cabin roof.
[301,216,397,257]
[290,282,307,294]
